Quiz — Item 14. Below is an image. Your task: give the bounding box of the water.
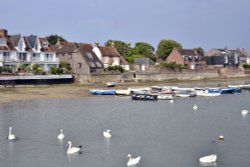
[0,91,250,167]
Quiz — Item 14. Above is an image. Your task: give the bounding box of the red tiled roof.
[99,46,120,57]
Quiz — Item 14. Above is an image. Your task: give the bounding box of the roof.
[26,35,37,48]
[99,46,120,57]
[10,34,21,47]
[206,48,249,57]
[120,56,129,65]
[54,43,77,53]
[0,36,16,51]
[79,46,103,69]
[178,49,197,56]
[134,58,154,65]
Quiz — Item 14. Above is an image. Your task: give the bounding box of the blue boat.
[207,88,234,94]
[89,89,116,95]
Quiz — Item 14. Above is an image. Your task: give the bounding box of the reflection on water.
[0,91,249,167]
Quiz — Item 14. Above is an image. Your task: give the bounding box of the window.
[86,52,93,59]
[3,52,10,61]
[0,38,6,45]
[42,41,48,48]
[19,53,27,61]
[45,54,53,61]
[95,62,103,68]
[32,53,41,61]
[77,63,82,68]
[89,62,96,68]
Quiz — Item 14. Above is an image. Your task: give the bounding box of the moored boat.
[115,89,131,96]
[89,89,116,95]
[196,90,221,97]
[106,82,117,87]
[131,92,158,101]
[199,154,217,163]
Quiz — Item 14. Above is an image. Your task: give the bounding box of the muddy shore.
[0,77,249,105]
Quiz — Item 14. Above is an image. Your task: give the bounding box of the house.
[205,48,250,69]
[134,58,155,71]
[0,28,58,72]
[54,42,104,83]
[167,48,206,69]
[92,44,130,70]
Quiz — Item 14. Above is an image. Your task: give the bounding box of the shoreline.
[0,77,249,105]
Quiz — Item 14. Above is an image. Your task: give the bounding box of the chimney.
[0,29,8,37]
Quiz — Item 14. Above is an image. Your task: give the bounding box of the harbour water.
[0,90,250,167]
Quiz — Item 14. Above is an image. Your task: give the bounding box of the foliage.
[156,39,182,60]
[195,47,205,56]
[105,40,131,59]
[107,65,124,73]
[0,66,12,73]
[59,62,72,73]
[128,42,156,61]
[159,62,186,70]
[50,66,63,74]
[243,64,250,69]
[32,64,44,75]
[46,34,67,45]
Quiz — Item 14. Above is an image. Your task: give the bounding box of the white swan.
[8,126,16,140]
[193,104,198,110]
[127,154,141,166]
[199,154,217,163]
[103,129,111,138]
[241,110,249,115]
[57,129,65,140]
[67,141,81,154]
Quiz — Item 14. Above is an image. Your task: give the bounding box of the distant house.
[54,42,104,83]
[0,28,58,72]
[134,58,155,71]
[205,48,250,69]
[167,48,206,69]
[92,44,130,70]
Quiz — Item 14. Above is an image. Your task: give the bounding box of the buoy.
[219,135,224,140]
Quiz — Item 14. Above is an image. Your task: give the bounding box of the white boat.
[196,90,221,97]
[106,82,117,87]
[115,89,131,95]
[157,94,174,100]
[199,154,217,163]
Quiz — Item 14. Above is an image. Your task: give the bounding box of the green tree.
[195,47,205,56]
[46,34,67,45]
[156,39,182,60]
[128,42,156,61]
[105,40,131,59]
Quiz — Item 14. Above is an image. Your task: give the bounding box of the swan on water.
[57,129,65,140]
[193,104,198,110]
[199,154,217,163]
[103,129,112,138]
[127,154,141,166]
[8,126,16,140]
[67,141,82,154]
[241,110,249,115]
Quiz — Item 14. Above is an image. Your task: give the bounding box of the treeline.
[46,35,204,64]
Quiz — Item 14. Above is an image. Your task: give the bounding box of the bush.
[107,65,124,73]
[32,64,44,75]
[160,62,186,70]
[0,66,12,73]
[243,64,250,69]
[50,66,63,74]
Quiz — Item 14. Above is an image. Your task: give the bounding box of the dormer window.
[42,41,48,48]
[0,38,7,45]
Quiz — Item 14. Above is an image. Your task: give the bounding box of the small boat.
[207,88,234,94]
[199,154,217,163]
[196,90,221,97]
[115,89,131,96]
[157,94,174,100]
[131,93,158,101]
[89,89,116,95]
[106,82,117,87]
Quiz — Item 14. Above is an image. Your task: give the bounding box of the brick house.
[167,48,206,69]
[54,42,103,83]
[205,48,250,69]
[0,28,58,72]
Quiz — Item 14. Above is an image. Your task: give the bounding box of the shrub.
[243,64,250,69]
[107,65,124,73]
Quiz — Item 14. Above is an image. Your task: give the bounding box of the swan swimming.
[241,110,249,115]
[199,154,217,163]
[57,129,65,140]
[103,129,112,138]
[8,126,16,140]
[193,104,198,110]
[67,141,81,154]
[127,154,141,166]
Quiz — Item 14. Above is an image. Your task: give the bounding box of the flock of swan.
[6,107,249,166]
[7,127,141,166]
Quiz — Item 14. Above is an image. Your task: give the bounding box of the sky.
[1,0,250,52]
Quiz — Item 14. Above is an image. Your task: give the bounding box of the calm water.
[0,91,250,167]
